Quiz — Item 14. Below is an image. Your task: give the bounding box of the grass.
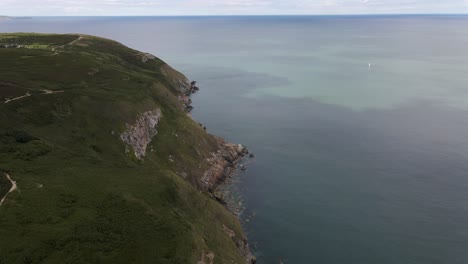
[0,33,246,264]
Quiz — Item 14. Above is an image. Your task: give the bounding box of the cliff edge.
[0,33,254,264]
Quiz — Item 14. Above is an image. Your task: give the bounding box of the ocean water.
[3,15,468,263]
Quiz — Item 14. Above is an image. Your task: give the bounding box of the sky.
[2,0,468,16]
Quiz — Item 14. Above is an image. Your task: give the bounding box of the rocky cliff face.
[120,109,162,160]
[201,137,247,191]
[118,107,255,263]
[202,138,256,264]
[140,52,156,63]
[181,84,254,263]
[119,109,254,263]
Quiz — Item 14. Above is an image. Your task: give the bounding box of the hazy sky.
[2,0,468,16]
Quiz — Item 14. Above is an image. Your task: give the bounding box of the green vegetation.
[0,34,247,263]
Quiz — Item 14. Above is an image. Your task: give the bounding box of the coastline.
[0,32,255,262]
[181,79,256,264]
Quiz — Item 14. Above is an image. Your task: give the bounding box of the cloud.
[1,0,468,16]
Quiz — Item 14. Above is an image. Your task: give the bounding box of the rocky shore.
[179,80,256,264]
[177,81,199,112]
[201,137,248,191]
[203,138,256,264]
[130,55,256,262]
[177,81,249,192]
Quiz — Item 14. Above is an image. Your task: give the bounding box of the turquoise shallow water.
[3,15,468,263]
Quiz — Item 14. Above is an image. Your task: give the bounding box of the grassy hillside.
[0,33,250,264]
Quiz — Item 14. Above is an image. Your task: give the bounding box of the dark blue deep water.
[3,15,468,263]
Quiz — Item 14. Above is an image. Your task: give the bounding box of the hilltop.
[0,33,254,263]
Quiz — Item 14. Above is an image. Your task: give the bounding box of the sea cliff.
[0,33,254,264]
[159,66,256,263]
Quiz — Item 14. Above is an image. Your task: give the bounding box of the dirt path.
[0,173,17,206]
[4,92,31,104]
[4,89,64,104]
[41,89,64,95]
[51,35,83,54]
[67,35,83,46]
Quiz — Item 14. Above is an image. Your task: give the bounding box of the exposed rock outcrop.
[238,238,257,264]
[176,80,199,112]
[197,251,215,264]
[141,52,156,63]
[120,109,162,160]
[203,139,257,264]
[190,81,200,93]
[159,66,255,263]
[178,94,194,112]
[201,137,247,191]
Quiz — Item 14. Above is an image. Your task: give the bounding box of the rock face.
[159,65,255,263]
[177,80,199,112]
[178,94,194,112]
[238,239,257,264]
[200,138,258,264]
[200,137,247,191]
[141,52,156,63]
[120,109,162,160]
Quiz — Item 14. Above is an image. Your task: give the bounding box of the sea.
[2,15,468,263]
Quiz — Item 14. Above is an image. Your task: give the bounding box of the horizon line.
[4,13,468,17]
